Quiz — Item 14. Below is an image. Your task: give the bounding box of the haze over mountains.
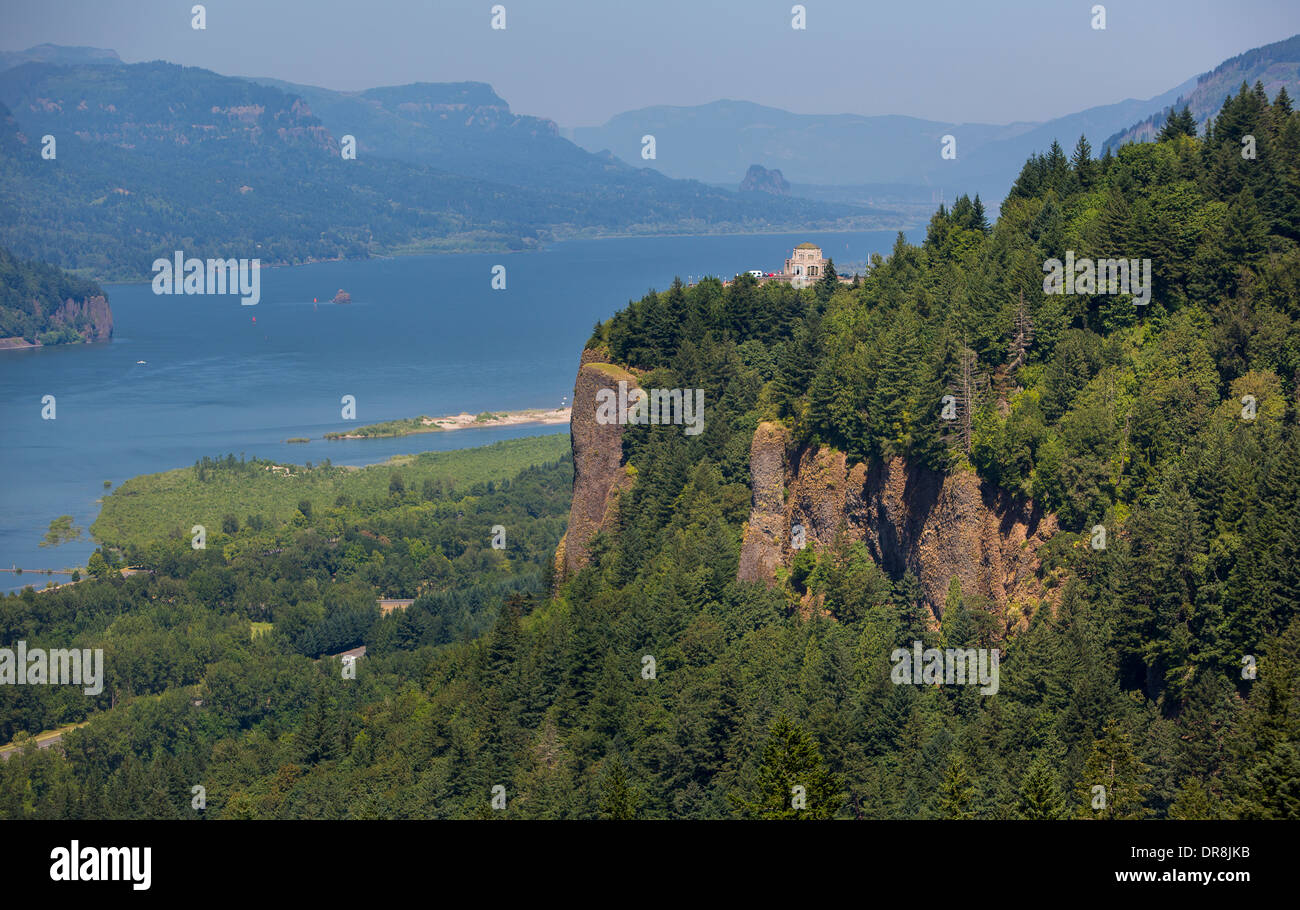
[0,49,866,279]
[1105,34,1300,147]
[572,33,1300,203]
[1,34,1297,281]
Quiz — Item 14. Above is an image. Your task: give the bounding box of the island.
[331,289,352,304]
[323,407,570,440]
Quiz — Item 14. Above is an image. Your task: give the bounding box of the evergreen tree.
[1071,134,1094,187]
[731,715,843,819]
[815,257,839,302]
[1077,721,1150,819]
[1159,105,1198,141]
[598,756,642,819]
[1017,756,1069,819]
[937,752,976,819]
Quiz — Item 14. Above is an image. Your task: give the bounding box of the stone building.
[783,242,825,288]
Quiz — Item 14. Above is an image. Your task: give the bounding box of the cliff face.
[739,164,790,195]
[552,346,1057,621]
[737,421,790,583]
[555,350,641,581]
[51,294,112,342]
[738,421,1057,625]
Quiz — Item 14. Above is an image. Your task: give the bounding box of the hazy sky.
[3,0,1299,126]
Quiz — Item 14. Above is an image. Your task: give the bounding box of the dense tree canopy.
[2,86,1298,819]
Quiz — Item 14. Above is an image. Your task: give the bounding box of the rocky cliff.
[739,164,790,195]
[50,294,112,342]
[738,421,1057,625]
[554,350,642,581]
[552,349,1057,622]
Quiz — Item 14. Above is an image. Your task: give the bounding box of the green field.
[91,433,570,551]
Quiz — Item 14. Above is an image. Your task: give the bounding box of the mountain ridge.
[1105,33,1300,148]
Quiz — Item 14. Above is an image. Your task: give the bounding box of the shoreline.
[94,223,921,286]
[322,406,571,441]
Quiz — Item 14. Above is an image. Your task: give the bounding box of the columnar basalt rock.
[47,295,113,342]
[738,421,1057,625]
[555,351,642,580]
[737,421,790,584]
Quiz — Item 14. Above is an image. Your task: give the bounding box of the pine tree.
[1226,624,1300,819]
[598,756,642,819]
[1071,134,1094,187]
[950,338,988,456]
[1159,105,1198,141]
[1044,140,1073,193]
[1017,756,1069,819]
[731,715,843,819]
[1274,86,1293,116]
[937,752,976,819]
[815,257,839,302]
[1168,779,1222,819]
[1007,291,1035,377]
[1077,721,1150,819]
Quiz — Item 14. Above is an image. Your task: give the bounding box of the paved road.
[0,723,86,760]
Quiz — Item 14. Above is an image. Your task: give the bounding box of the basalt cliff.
[557,353,1057,624]
[554,349,641,582]
[737,422,1057,625]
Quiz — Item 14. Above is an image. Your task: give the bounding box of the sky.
[2,0,1299,127]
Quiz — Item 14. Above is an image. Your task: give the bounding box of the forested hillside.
[0,245,111,346]
[2,84,1297,819]
[1105,33,1300,148]
[0,61,867,279]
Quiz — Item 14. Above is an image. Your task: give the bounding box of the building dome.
[795,242,820,250]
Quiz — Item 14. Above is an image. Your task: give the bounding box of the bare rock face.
[51,295,113,342]
[737,421,790,585]
[738,421,1057,624]
[556,352,641,580]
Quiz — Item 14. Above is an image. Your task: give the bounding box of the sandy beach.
[326,406,571,440]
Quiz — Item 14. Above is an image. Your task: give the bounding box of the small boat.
[136,360,146,364]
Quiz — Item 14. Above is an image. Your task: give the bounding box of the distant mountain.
[251,77,620,186]
[570,83,1197,206]
[0,44,120,71]
[1104,34,1300,149]
[250,76,891,220]
[0,59,874,279]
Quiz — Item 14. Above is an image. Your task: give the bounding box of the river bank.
[323,406,570,440]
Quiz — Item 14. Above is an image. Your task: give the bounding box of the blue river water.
[0,229,919,590]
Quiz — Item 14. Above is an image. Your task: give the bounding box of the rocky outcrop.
[737,421,790,583]
[49,295,113,342]
[555,351,642,580]
[739,164,790,195]
[738,421,1057,625]
[331,289,352,304]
